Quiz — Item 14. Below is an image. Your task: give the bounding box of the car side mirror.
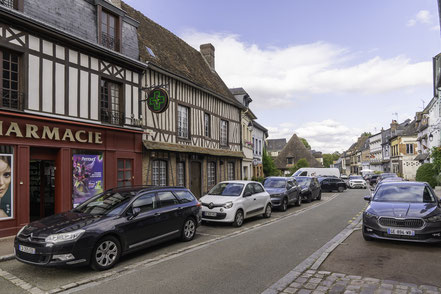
[243,191,252,197]
[363,196,371,202]
[127,207,141,220]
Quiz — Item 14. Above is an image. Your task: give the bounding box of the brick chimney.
[390,120,398,132]
[200,43,215,70]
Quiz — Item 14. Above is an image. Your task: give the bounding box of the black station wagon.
[15,186,202,270]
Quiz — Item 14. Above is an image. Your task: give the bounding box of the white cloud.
[181,31,431,109]
[268,120,362,153]
[407,10,433,27]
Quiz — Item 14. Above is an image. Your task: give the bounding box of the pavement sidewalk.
[262,216,441,294]
[0,236,15,261]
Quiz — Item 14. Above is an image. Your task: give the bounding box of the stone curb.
[0,253,15,262]
[262,213,363,294]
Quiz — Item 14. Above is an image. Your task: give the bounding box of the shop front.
[0,111,143,237]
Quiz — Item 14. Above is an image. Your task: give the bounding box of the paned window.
[204,113,211,137]
[101,10,119,51]
[259,140,262,155]
[227,162,235,180]
[101,80,123,125]
[207,162,216,187]
[406,144,414,154]
[287,157,294,165]
[117,159,133,187]
[177,161,185,187]
[178,105,189,138]
[0,0,15,9]
[152,160,167,186]
[220,120,228,146]
[1,49,21,110]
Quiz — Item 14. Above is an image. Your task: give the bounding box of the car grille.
[379,217,424,228]
[18,233,46,244]
[201,202,224,209]
[16,250,51,264]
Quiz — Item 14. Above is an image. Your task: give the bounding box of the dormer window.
[0,0,22,10]
[100,9,120,52]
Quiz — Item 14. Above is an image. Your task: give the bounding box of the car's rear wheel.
[338,186,344,192]
[181,218,196,241]
[90,236,121,271]
[305,193,312,203]
[233,210,244,227]
[281,198,288,211]
[263,204,272,218]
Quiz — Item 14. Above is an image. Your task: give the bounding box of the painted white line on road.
[61,193,343,294]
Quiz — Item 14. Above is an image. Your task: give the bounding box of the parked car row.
[15,178,327,271]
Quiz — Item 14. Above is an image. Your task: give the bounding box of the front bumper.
[14,236,93,267]
[270,197,283,208]
[363,216,441,243]
[349,183,366,188]
[201,207,235,223]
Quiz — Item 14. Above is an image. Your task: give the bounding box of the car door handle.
[154,213,161,217]
[253,198,257,201]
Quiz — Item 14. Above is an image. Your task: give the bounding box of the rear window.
[174,190,196,203]
[263,178,286,188]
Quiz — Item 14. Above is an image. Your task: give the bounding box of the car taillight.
[196,202,201,207]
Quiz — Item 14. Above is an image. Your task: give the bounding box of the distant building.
[252,121,268,178]
[267,138,287,157]
[390,121,419,180]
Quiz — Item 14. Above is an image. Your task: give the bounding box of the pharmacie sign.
[0,121,103,144]
[146,87,170,113]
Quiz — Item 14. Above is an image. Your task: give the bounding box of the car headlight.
[16,225,27,237]
[45,229,85,244]
[301,188,308,193]
[223,202,233,209]
[270,194,282,198]
[364,211,378,219]
[426,214,441,223]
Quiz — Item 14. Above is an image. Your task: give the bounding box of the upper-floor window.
[259,140,262,155]
[287,157,294,165]
[100,10,120,52]
[204,113,211,138]
[178,105,189,139]
[0,0,19,10]
[101,79,123,125]
[220,120,228,146]
[406,144,414,154]
[1,49,22,111]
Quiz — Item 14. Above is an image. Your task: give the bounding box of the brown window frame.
[100,79,124,125]
[98,6,121,52]
[0,0,23,10]
[0,48,23,110]
[117,158,133,187]
[220,120,229,147]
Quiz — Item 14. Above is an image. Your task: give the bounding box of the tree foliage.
[431,147,441,175]
[415,163,437,188]
[262,148,279,177]
[322,153,340,168]
[361,132,372,137]
[289,158,309,174]
[300,138,311,150]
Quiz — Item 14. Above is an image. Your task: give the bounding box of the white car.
[200,181,272,227]
[348,175,367,189]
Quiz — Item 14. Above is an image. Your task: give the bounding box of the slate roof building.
[267,138,287,158]
[123,3,245,198]
[274,134,322,175]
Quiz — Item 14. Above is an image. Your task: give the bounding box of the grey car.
[263,177,301,211]
[363,181,441,243]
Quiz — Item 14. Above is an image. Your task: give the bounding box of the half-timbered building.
[123,4,244,198]
[0,0,144,237]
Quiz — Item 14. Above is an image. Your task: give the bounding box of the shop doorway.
[30,148,57,221]
[190,162,201,198]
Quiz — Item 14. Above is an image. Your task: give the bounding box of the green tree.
[262,148,279,176]
[289,158,309,174]
[322,153,340,167]
[300,138,311,150]
[431,147,441,174]
[361,132,372,137]
[415,163,437,188]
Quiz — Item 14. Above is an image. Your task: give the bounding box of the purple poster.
[73,154,104,207]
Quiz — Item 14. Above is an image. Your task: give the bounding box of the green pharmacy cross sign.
[147,87,170,113]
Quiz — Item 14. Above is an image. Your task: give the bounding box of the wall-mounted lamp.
[429,133,434,142]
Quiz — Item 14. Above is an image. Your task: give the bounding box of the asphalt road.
[68,189,367,294]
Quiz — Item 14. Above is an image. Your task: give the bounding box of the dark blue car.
[15,186,201,270]
[363,181,441,243]
[263,177,301,211]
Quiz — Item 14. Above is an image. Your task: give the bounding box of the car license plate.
[204,212,217,217]
[18,245,36,254]
[387,228,415,236]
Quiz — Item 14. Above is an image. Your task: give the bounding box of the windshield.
[74,190,135,215]
[208,183,244,197]
[373,184,436,203]
[296,177,311,187]
[349,176,363,180]
[263,178,286,188]
[381,173,397,179]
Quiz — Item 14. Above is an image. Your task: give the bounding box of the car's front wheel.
[316,191,321,201]
[281,198,288,212]
[295,195,302,206]
[233,210,244,227]
[263,204,272,218]
[181,218,196,241]
[90,236,121,271]
[338,186,344,192]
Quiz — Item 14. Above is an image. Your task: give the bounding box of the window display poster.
[73,154,104,207]
[0,154,13,219]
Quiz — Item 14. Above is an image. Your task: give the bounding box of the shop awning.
[143,140,244,158]
[414,153,429,161]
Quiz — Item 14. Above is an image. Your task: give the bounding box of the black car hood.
[369,202,439,218]
[265,188,286,195]
[22,211,103,237]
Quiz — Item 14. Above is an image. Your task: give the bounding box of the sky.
[125,0,441,153]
